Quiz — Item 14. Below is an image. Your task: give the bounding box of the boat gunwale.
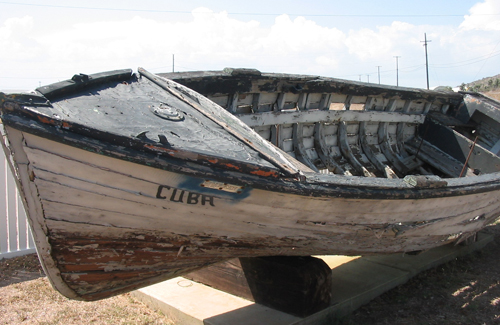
[160,69,465,104]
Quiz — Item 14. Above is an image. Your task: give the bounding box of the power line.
[431,52,500,68]
[474,39,500,80]
[441,49,500,65]
[1,1,500,17]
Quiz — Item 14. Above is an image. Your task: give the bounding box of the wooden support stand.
[185,256,332,317]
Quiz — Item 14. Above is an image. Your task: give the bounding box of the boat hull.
[4,126,500,300]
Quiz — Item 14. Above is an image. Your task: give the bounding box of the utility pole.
[394,56,401,86]
[359,75,361,81]
[367,75,370,83]
[376,66,381,84]
[172,54,175,73]
[421,33,431,89]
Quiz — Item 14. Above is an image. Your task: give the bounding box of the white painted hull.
[4,126,500,300]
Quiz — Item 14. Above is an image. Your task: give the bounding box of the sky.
[0,0,499,91]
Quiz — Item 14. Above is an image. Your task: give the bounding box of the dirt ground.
[1,222,499,324]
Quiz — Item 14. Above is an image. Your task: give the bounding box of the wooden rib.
[423,102,432,114]
[364,96,374,111]
[395,100,424,173]
[359,121,398,178]
[270,92,286,146]
[251,93,261,112]
[319,94,332,110]
[378,122,409,176]
[343,95,353,110]
[274,93,286,111]
[227,92,239,113]
[377,99,412,176]
[396,100,412,154]
[293,123,319,172]
[297,93,308,110]
[314,123,345,174]
[338,121,375,177]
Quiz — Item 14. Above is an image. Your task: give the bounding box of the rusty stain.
[250,169,279,177]
[143,144,177,154]
[37,116,57,125]
[221,163,241,170]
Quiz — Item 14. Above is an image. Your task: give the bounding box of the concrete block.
[132,277,300,325]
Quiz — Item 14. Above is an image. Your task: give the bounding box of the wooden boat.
[1,68,500,301]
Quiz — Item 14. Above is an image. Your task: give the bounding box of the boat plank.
[28,146,500,226]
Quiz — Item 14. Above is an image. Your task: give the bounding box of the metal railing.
[0,152,35,259]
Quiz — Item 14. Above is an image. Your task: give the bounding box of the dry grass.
[0,268,173,325]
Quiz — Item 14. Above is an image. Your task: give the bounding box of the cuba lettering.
[156,185,215,207]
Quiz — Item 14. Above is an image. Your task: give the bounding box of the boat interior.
[162,68,500,180]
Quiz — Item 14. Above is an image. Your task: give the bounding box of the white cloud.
[263,15,345,53]
[1,3,499,90]
[460,0,500,31]
[345,27,393,60]
[0,16,39,60]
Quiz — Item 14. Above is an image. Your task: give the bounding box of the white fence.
[0,151,36,260]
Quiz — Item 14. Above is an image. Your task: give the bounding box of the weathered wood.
[421,118,500,174]
[237,109,425,128]
[314,122,345,174]
[359,121,398,178]
[339,121,376,177]
[186,256,332,317]
[293,123,320,172]
[406,138,475,178]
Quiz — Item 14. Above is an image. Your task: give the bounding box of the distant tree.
[459,83,466,91]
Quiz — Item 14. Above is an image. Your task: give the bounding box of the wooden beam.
[236,110,426,128]
[185,256,332,318]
